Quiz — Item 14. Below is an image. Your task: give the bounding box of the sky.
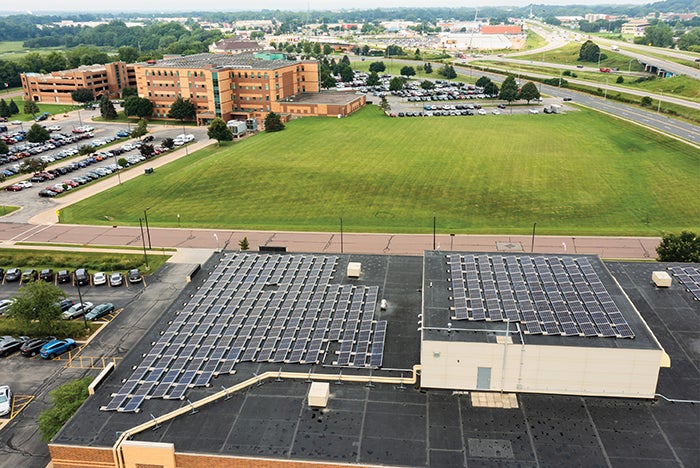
[13,0,651,14]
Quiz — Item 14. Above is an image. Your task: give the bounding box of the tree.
[656,232,700,262]
[26,123,51,143]
[400,66,416,77]
[117,157,128,168]
[499,75,519,106]
[424,62,433,74]
[0,99,8,118]
[641,96,653,107]
[8,281,65,330]
[264,112,285,132]
[339,66,354,82]
[161,137,174,149]
[642,24,674,48]
[578,40,602,62]
[123,96,153,118]
[99,95,117,120]
[323,44,333,55]
[38,377,93,442]
[369,61,386,73]
[239,237,250,251]
[0,140,9,155]
[476,76,492,88]
[420,80,435,90]
[379,96,390,113]
[71,87,94,104]
[8,100,19,115]
[438,64,457,79]
[121,88,138,98]
[78,145,94,156]
[389,76,405,91]
[19,157,47,173]
[207,117,233,145]
[23,99,39,117]
[518,81,540,103]
[366,71,380,86]
[168,97,196,121]
[616,76,624,84]
[131,119,148,139]
[484,81,500,97]
[118,46,139,63]
[140,144,154,157]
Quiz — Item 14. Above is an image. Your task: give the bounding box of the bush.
[39,377,93,441]
[0,318,90,338]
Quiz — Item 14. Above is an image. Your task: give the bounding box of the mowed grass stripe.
[60,106,699,235]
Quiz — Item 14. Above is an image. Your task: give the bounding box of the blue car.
[40,338,76,359]
[116,130,130,137]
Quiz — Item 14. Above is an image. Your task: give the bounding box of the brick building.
[21,62,137,104]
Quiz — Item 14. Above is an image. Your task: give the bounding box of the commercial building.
[208,37,265,54]
[48,251,698,468]
[134,52,364,126]
[622,19,651,37]
[21,62,137,104]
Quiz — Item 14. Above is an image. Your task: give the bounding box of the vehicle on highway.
[21,269,38,282]
[93,272,107,286]
[563,97,573,102]
[40,338,76,359]
[85,303,115,321]
[128,269,142,284]
[40,269,54,282]
[109,273,123,287]
[0,385,11,416]
[528,109,539,114]
[57,270,71,284]
[74,268,89,286]
[61,302,93,320]
[4,268,21,282]
[0,336,28,357]
[20,336,56,357]
[497,104,506,109]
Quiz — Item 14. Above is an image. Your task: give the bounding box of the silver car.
[0,385,11,417]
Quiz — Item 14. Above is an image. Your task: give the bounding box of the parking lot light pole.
[657,90,663,114]
[143,207,152,249]
[75,275,87,330]
[139,217,149,270]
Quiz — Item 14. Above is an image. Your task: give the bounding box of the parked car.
[93,272,107,286]
[40,338,76,359]
[74,268,89,286]
[20,336,56,357]
[61,302,93,320]
[528,109,539,114]
[5,268,21,282]
[0,336,28,357]
[56,270,71,284]
[128,268,142,284]
[56,298,75,312]
[39,269,54,282]
[109,273,123,287]
[21,269,38,282]
[85,303,115,321]
[0,299,15,316]
[0,385,11,417]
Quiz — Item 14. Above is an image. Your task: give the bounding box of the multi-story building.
[621,19,651,37]
[135,52,364,126]
[21,62,137,104]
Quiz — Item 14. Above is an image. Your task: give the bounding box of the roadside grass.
[525,30,547,51]
[0,318,99,339]
[92,111,198,126]
[0,248,169,275]
[11,103,79,121]
[60,106,699,236]
[514,43,647,72]
[0,206,20,216]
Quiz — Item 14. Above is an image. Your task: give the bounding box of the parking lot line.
[10,394,34,420]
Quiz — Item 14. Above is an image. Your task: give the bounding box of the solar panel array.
[103,253,387,413]
[448,254,635,339]
[669,266,700,301]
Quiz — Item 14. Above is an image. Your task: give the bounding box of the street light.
[627,58,635,74]
[143,207,152,249]
[214,233,220,252]
[139,217,149,269]
[432,212,436,250]
[657,89,663,114]
[597,50,602,68]
[339,217,344,254]
[75,273,88,330]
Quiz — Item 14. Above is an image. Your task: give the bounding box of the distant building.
[480,24,522,35]
[209,37,265,55]
[21,62,137,104]
[622,19,651,37]
[585,13,610,22]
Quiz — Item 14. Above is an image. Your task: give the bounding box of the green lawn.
[60,106,700,236]
[9,103,79,121]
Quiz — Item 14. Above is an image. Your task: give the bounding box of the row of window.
[145,82,206,89]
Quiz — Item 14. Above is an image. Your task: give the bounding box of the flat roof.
[143,52,314,71]
[53,257,699,468]
[279,90,364,105]
[422,251,660,351]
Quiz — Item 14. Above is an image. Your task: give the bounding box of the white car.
[528,109,539,114]
[0,385,11,417]
[16,181,32,188]
[93,272,107,286]
[477,109,486,115]
[62,302,94,320]
[10,120,21,125]
[491,109,501,115]
[0,299,15,316]
[109,273,123,287]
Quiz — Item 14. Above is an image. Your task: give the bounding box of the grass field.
[515,43,647,72]
[59,106,699,236]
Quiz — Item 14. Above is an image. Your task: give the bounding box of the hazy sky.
[16,0,651,13]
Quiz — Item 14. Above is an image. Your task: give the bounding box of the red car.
[5,185,22,192]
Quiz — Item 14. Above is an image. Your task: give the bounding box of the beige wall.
[121,441,176,468]
[421,340,662,398]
